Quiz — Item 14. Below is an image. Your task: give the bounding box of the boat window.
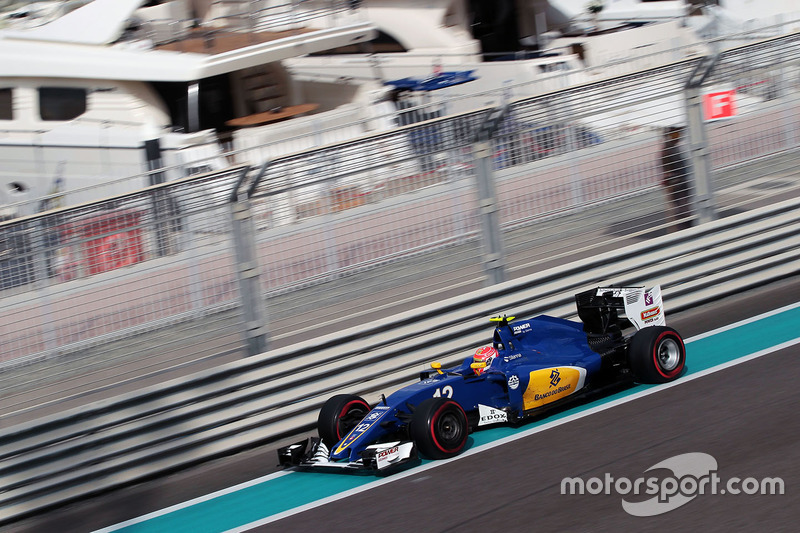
[0,88,11,120]
[309,30,406,55]
[38,87,87,121]
[539,62,569,74]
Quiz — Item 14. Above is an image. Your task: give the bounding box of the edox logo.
[550,369,561,388]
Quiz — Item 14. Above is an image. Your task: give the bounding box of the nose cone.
[329,406,392,461]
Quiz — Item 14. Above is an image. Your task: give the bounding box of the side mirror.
[471,362,487,370]
[430,362,443,375]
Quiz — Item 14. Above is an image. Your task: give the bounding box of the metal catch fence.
[243,38,799,337]
[0,167,248,413]
[1,31,799,420]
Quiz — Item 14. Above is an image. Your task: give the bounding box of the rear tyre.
[410,398,469,460]
[628,326,686,383]
[318,394,371,447]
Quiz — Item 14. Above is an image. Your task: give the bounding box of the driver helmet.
[473,346,498,375]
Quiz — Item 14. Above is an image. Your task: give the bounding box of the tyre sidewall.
[628,326,686,383]
[410,397,469,460]
[318,394,370,447]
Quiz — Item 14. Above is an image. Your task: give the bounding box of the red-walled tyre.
[628,326,686,383]
[318,394,371,447]
[410,398,469,460]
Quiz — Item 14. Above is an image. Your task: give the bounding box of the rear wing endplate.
[575,285,666,333]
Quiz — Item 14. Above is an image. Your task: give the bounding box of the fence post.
[31,217,58,354]
[229,168,269,356]
[144,139,176,257]
[684,56,719,224]
[473,105,509,286]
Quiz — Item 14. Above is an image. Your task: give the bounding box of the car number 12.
[433,386,453,398]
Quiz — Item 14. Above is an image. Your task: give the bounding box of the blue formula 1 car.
[278,286,686,474]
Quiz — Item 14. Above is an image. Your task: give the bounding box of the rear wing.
[574,286,665,335]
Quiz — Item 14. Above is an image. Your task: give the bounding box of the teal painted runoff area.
[103,305,800,532]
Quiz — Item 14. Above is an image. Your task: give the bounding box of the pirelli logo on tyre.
[522,366,587,410]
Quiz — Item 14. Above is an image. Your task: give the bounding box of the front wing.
[278,438,419,474]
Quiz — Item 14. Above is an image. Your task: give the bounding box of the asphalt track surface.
[7,276,800,533]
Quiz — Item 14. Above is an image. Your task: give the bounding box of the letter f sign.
[703,90,736,121]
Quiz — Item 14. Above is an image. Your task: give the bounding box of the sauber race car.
[278,286,686,474]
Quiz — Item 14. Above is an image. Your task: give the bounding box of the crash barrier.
[2,191,800,524]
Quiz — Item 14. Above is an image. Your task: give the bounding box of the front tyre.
[318,394,371,447]
[628,326,686,383]
[410,398,469,460]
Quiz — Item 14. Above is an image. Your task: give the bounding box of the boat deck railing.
[136,0,364,50]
